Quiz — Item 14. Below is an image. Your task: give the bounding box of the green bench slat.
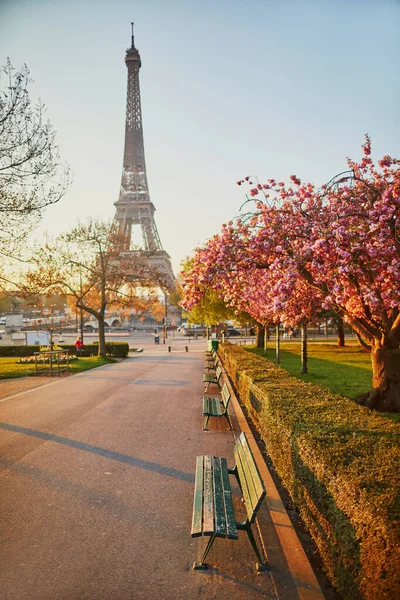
[239,435,265,502]
[213,457,227,537]
[220,457,238,539]
[221,384,230,409]
[238,434,265,508]
[191,456,205,537]
[234,435,266,523]
[203,456,214,535]
[203,397,223,416]
[213,400,223,417]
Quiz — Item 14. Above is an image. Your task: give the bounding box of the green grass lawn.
[0,356,116,379]
[247,341,372,400]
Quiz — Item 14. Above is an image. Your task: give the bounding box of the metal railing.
[34,350,70,376]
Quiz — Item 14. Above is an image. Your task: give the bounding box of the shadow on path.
[0,422,194,483]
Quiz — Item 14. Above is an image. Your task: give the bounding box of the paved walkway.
[0,376,52,400]
[0,344,324,600]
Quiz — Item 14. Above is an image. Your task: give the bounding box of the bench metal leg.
[203,415,210,430]
[224,412,233,430]
[238,522,268,572]
[193,534,216,570]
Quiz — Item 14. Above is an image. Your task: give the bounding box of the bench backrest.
[221,383,231,410]
[234,432,266,524]
[207,355,218,367]
[215,365,222,380]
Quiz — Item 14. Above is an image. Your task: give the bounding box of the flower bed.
[220,342,400,600]
[18,354,77,364]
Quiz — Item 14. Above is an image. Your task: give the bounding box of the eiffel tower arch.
[114,24,175,291]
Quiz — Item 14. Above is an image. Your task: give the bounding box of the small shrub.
[105,342,129,358]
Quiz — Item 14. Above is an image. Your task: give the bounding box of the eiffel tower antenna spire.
[114,25,175,290]
[131,22,135,47]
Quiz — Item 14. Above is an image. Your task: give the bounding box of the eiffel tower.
[114,24,175,290]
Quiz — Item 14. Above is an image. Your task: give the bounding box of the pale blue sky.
[1,0,399,272]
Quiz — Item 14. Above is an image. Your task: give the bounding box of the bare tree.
[0,59,69,256]
[24,219,163,356]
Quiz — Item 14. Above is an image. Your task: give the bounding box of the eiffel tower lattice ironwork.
[114,24,175,290]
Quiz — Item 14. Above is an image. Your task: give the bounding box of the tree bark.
[264,324,269,354]
[97,316,107,357]
[337,316,345,347]
[256,324,264,349]
[354,331,371,353]
[357,344,400,412]
[276,323,281,364]
[301,323,308,374]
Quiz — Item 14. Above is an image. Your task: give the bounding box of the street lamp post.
[164,293,168,344]
[80,308,84,345]
[79,269,84,345]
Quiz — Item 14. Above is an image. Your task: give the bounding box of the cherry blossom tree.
[237,137,400,411]
[182,138,399,412]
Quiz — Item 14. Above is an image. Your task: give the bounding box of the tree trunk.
[97,316,107,357]
[301,323,308,374]
[337,317,345,347]
[256,324,264,349]
[80,309,84,345]
[357,344,400,412]
[324,317,328,336]
[264,324,269,354]
[275,323,281,364]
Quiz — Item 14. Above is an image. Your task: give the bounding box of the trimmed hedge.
[60,342,129,358]
[105,342,129,358]
[0,342,130,359]
[0,345,41,357]
[220,343,400,600]
[58,344,98,357]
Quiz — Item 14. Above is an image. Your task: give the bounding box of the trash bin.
[154,336,160,345]
[207,340,219,352]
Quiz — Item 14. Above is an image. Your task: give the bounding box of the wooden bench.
[203,382,232,430]
[191,432,267,571]
[205,347,217,358]
[203,364,222,392]
[204,355,218,372]
[205,347,216,360]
